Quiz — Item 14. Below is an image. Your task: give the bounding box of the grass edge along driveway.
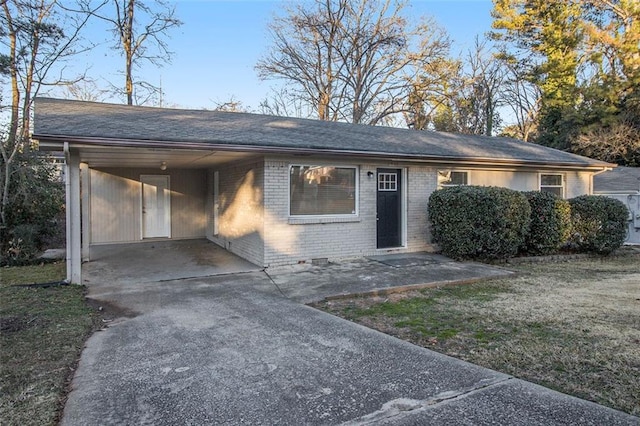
[314,255,640,416]
[1,263,99,426]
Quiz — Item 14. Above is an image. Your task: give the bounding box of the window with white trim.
[437,170,468,189]
[289,165,357,216]
[540,174,564,197]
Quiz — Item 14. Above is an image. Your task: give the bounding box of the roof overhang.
[35,133,616,172]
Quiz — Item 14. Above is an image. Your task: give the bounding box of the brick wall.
[209,159,265,266]
[262,156,437,267]
[208,157,595,267]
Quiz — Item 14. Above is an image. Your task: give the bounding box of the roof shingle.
[594,167,640,193]
[33,97,611,168]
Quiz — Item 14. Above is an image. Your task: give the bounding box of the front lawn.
[0,263,98,426]
[314,254,640,416]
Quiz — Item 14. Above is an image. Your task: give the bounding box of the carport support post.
[80,162,90,262]
[65,149,82,284]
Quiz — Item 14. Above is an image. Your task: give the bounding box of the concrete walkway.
[267,252,514,303]
[63,251,638,425]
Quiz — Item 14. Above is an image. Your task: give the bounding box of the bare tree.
[572,120,640,166]
[404,57,459,130]
[1,0,100,230]
[258,88,315,119]
[499,58,541,142]
[256,0,450,125]
[92,0,181,105]
[63,79,110,101]
[257,0,347,121]
[465,38,504,136]
[212,96,250,113]
[406,38,504,135]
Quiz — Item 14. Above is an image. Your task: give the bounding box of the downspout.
[590,166,613,194]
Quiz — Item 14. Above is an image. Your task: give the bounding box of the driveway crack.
[263,269,287,298]
[340,376,514,425]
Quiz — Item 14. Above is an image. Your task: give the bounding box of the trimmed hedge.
[569,195,628,254]
[428,186,531,260]
[523,191,572,255]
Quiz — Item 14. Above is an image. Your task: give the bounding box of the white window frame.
[378,172,398,191]
[437,170,469,189]
[288,164,359,218]
[539,173,565,198]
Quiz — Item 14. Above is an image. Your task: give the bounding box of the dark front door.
[376,168,402,248]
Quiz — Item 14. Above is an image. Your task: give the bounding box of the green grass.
[316,255,640,416]
[341,282,514,343]
[0,262,98,426]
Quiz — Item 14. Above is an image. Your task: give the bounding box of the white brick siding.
[209,160,265,266]
[206,157,595,267]
[261,156,438,267]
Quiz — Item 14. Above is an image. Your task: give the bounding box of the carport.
[53,142,257,284]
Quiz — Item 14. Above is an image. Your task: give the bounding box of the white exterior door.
[141,175,171,238]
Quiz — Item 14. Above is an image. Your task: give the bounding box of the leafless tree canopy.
[407,38,504,135]
[91,0,181,105]
[1,0,100,228]
[256,0,450,125]
[572,121,640,166]
[499,58,541,142]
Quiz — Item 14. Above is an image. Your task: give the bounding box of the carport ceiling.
[76,146,258,169]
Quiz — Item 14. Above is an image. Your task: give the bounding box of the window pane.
[541,174,562,186]
[290,166,356,215]
[438,171,467,187]
[378,173,397,191]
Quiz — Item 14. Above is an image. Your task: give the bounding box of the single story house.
[594,166,640,244]
[33,98,614,283]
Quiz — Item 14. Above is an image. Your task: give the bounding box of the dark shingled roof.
[33,98,611,168]
[594,167,640,193]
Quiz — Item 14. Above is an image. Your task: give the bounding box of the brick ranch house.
[33,98,613,284]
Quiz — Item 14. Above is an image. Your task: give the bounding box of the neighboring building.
[33,98,614,283]
[594,166,640,245]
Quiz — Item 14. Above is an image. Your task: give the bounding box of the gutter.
[34,133,615,172]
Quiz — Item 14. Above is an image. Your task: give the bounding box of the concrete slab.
[366,252,453,267]
[62,272,638,425]
[267,254,514,304]
[63,249,638,425]
[82,239,262,286]
[345,379,638,425]
[39,248,66,260]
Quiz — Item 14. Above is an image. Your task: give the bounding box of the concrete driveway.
[63,248,638,425]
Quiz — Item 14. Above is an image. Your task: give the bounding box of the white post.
[80,163,91,262]
[65,148,82,284]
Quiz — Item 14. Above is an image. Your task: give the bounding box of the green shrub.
[428,186,531,260]
[569,195,628,254]
[0,151,64,266]
[523,191,572,255]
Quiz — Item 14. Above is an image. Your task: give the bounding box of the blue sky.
[64,0,495,110]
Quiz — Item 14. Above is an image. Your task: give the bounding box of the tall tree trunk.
[1,1,19,228]
[124,0,135,105]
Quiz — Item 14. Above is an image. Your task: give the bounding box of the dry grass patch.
[314,255,640,416]
[1,262,98,426]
